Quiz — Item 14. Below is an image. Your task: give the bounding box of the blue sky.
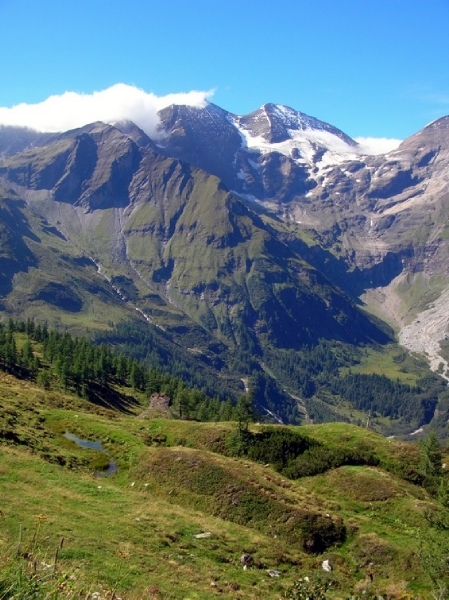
[1,0,448,141]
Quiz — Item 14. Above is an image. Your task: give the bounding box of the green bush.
[283,575,332,599]
[245,428,318,469]
[283,445,379,479]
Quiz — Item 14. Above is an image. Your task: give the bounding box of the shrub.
[283,445,379,479]
[245,428,318,469]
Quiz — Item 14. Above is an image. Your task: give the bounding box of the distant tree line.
[2,317,445,430]
[265,341,446,427]
[95,321,301,424]
[328,372,440,424]
[0,318,255,423]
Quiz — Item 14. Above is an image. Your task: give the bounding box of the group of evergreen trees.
[2,316,447,431]
[0,318,254,423]
[328,372,439,424]
[95,321,301,424]
[267,341,447,427]
[97,320,448,429]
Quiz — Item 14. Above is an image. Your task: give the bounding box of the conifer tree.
[21,339,33,366]
[235,391,255,435]
[420,430,443,492]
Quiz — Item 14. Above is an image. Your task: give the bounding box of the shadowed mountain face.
[0,106,448,425]
[155,108,449,339]
[0,121,387,350]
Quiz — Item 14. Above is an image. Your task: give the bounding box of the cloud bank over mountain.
[0,84,402,153]
[0,84,214,139]
[355,136,402,155]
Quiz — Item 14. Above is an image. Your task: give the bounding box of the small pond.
[64,432,118,476]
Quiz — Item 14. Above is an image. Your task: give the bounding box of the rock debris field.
[399,286,449,382]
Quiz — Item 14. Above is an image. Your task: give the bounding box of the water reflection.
[64,432,118,476]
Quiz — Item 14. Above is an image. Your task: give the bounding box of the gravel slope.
[399,286,449,381]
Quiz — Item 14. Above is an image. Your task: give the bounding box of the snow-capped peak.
[233,103,361,169]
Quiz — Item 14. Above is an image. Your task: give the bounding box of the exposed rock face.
[148,393,171,411]
[398,287,449,381]
[156,103,244,195]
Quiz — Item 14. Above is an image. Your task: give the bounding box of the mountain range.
[0,102,448,433]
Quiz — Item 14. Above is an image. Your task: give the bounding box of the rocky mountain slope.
[0,121,383,346]
[0,104,448,430]
[155,104,449,376]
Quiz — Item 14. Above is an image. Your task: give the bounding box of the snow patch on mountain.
[235,115,361,167]
[232,106,362,170]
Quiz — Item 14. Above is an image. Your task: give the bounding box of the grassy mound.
[131,446,346,553]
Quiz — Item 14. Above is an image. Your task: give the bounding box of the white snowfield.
[232,104,401,170]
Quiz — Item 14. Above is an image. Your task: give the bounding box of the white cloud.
[0,84,215,139]
[0,86,405,154]
[355,136,402,155]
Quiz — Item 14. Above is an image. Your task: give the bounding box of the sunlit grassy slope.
[0,370,446,599]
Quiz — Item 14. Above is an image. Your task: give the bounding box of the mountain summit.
[235,102,358,151]
[155,102,364,202]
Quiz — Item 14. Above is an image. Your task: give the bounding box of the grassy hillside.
[1,368,448,599]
